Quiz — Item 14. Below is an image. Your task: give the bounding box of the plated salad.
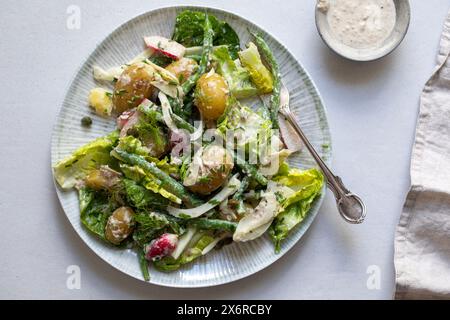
[53,10,324,280]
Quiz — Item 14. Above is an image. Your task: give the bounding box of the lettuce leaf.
[123,178,168,211]
[119,118,169,159]
[118,136,178,175]
[238,42,273,94]
[172,10,240,59]
[78,187,115,240]
[270,168,324,252]
[120,164,182,204]
[53,131,119,189]
[212,46,258,99]
[273,167,324,209]
[217,99,272,155]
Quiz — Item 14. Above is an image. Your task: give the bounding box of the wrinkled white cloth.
[394,11,450,300]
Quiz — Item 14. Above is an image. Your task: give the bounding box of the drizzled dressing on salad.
[318,0,396,49]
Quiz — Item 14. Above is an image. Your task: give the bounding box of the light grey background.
[0,0,448,299]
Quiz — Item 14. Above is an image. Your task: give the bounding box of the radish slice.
[144,36,185,60]
[167,175,241,218]
[128,48,154,65]
[117,109,136,130]
[119,109,140,138]
[278,114,303,152]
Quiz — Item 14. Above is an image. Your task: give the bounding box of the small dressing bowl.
[315,0,411,61]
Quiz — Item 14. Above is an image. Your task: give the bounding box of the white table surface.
[1,0,448,300]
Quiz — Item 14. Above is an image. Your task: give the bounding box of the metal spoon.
[278,84,366,224]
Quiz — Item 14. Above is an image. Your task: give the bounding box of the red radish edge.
[144,36,185,60]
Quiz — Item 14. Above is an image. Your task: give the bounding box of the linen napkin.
[394,10,450,299]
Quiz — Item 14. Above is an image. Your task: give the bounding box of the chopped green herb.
[275,191,285,203]
[179,213,191,219]
[198,175,212,183]
[208,199,220,205]
[115,89,127,96]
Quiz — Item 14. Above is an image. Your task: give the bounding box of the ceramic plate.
[51,5,332,287]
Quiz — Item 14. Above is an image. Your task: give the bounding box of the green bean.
[252,32,281,129]
[188,218,237,233]
[112,149,202,207]
[181,14,214,95]
[232,176,250,214]
[170,14,214,119]
[138,250,150,281]
[234,153,268,186]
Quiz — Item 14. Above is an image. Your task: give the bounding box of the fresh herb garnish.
[179,213,191,219]
[208,199,220,205]
[198,175,212,183]
[115,89,127,96]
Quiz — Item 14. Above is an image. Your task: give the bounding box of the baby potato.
[105,207,135,245]
[85,166,121,191]
[183,145,234,195]
[113,62,155,113]
[194,71,229,121]
[165,57,198,84]
[88,88,113,116]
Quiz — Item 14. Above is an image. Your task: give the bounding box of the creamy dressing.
[320,0,396,49]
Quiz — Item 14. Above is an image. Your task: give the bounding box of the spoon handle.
[280,110,366,224]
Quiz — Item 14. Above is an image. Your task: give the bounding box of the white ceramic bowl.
[315,0,411,61]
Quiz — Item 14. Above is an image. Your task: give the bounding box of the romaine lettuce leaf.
[238,42,274,94]
[270,167,324,252]
[120,117,169,159]
[172,10,240,59]
[120,164,182,204]
[118,136,178,176]
[217,99,272,155]
[117,135,149,157]
[78,187,114,240]
[273,167,324,209]
[53,131,119,189]
[123,178,168,211]
[212,46,258,99]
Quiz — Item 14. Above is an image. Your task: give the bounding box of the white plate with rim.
[51,5,332,288]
